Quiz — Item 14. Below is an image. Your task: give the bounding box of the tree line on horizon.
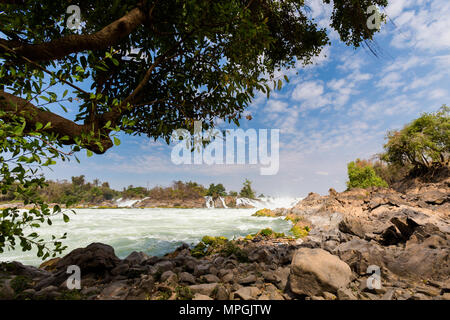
[0,177,259,205]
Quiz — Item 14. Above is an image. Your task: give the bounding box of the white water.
[0,208,292,266]
[115,198,141,208]
[236,196,301,210]
[205,196,215,208]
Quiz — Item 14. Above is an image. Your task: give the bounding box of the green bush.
[346,159,388,189]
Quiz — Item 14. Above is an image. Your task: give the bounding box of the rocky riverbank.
[0,175,448,300]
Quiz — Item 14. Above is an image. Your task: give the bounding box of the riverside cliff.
[0,173,448,300]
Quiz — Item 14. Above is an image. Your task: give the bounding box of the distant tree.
[258,193,265,198]
[71,175,85,186]
[381,105,449,172]
[93,178,100,187]
[346,159,388,189]
[206,183,227,198]
[239,179,256,199]
[228,191,238,197]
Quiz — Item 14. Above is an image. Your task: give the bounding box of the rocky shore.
[0,175,448,300]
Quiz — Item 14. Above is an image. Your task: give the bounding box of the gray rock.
[262,271,279,283]
[238,274,257,285]
[289,248,352,296]
[202,274,220,283]
[215,285,229,300]
[222,273,234,283]
[160,270,177,283]
[154,261,174,273]
[179,272,196,284]
[55,243,121,273]
[193,293,213,300]
[100,280,129,299]
[189,283,218,296]
[124,251,149,265]
[273,267,290,290]
[233,287,261,300]
[111,263,129,276]
[194,264,211,276]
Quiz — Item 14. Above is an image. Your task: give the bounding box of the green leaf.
[86,149,93,157]
[113,137,121,146]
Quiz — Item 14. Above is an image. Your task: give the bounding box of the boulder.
[55,243,121,274]
[124,251,150,265]
[289,248,352,296]
[179,272,196,284]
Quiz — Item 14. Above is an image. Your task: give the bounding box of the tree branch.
[0,7,148,61]
[0,90,113,154]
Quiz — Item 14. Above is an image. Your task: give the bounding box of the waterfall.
[115,198,140,208]
[219,197,228,208]
[236,197,302,209]
[205,196,215,208]
[115,197,150,208]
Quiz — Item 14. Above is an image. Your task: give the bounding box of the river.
[0,207,293,266]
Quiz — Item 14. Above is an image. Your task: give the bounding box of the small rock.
[381,288,395,300]
[322,291,337,300]
[337,288,357,300]
[233,287,261,300]
[222,273,234,283]
[215,285,229,300]
[111,263,129,276]
[124,251,150,265]
[189,283,218,296]
[193,293,213,300]
[238,274,257,285]
[202,274,220,283]
[100,280,129,299]
[154,261,174,273]
[160,271,176,283]
[179,272,196,284]
[194,264,211,276]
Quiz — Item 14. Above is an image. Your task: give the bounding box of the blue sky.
[42,0,450,197]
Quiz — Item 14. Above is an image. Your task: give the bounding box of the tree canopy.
[381,105,450,172]
[239,178,256,199]
[206,183,226,198]
[1,0,388,154]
